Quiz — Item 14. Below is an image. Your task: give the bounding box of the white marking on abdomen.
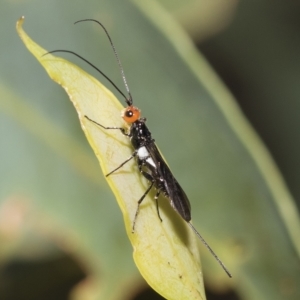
[137,146,156,168]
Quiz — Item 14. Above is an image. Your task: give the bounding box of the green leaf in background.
[1,0,300,299]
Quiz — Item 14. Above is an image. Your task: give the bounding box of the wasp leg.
[154,190,162,222]
[106,151,137,177]
[85,115,136,176]
[138,162,163,223]
[132,180,154,233]
[85,115,130,136]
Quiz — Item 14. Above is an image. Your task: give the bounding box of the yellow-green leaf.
[17,16,206,300]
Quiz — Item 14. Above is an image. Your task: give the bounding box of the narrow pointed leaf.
[17,16,206,300]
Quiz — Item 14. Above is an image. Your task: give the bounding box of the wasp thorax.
[122,106,141,123]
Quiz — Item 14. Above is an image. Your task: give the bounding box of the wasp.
[48,19,232,278]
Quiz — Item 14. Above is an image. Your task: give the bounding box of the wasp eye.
[122,106,141,123]
[125,110,133,118]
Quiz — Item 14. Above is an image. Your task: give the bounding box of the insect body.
[116,107,192,225]
[86,105,192,230]
[49,19,232,278]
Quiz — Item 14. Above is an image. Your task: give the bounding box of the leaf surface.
[17,16,206,300]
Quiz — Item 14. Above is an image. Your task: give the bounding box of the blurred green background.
[1,0,300,300]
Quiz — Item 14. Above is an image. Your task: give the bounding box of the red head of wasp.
[48,19,232,278]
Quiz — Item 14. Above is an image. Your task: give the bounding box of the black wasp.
[49,19,232,278]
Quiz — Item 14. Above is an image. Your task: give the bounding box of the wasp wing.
[146,143,191,222]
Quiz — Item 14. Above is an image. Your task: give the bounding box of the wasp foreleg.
[85,115,130,136]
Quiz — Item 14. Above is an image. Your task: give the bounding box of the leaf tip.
[16,16,25,29]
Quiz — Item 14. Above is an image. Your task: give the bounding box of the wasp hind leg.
[132,163,163,232]
[154,190,162,222]
[139,165,163,223]
[132,180,154,233]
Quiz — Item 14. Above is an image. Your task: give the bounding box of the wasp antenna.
[43,49,128,101]
[188,222,232,278]
[75,19,133,106]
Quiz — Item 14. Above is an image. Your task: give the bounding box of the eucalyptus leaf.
[17,16,206,300]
